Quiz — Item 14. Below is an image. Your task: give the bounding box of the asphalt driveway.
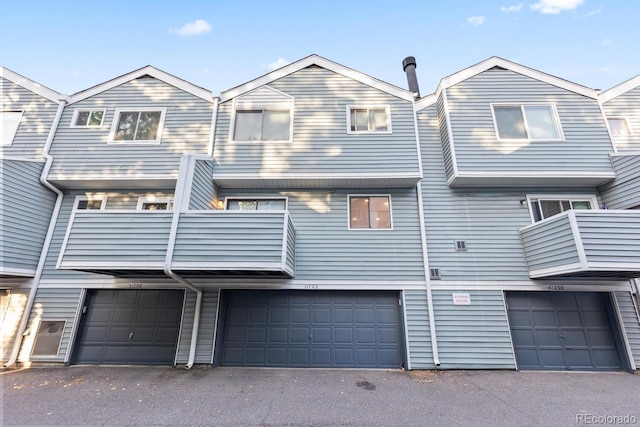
[2,366,639,426]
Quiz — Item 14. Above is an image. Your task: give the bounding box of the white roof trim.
[221,54,415,102]
[416,56,598,112]
[0,66,66,103]
[69,65,214,104]
[599,74,640,104]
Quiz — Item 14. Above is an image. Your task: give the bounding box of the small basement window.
[31,320,65,357]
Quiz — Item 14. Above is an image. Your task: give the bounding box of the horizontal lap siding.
[1,288,29,362]
[404,289,434,368]
[615,291,640,367]
[576,213,640,264]
[18,288,82,362]
[0,160,56,273]
[217,188,424,281]
[437,94,454,181]
[49,77,213,183]
[599,155,640,209]
[214,66,420,176]
[521,215,579,271]
[1,77,58,157]
[188,160,215,210]
[446,69,613,174]
[433,290,515,369]
[602,85,640,152]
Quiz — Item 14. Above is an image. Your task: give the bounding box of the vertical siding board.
[614,291,640,367]
[0,160,56,274]
[404,289,434,368]
[176,290,218,364]
[433,290,515,369]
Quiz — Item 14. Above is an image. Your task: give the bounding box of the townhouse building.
[2,55,639,371]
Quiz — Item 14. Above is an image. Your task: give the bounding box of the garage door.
[72,289,184,365]
[506,291,623,371]
[218,290,403,368]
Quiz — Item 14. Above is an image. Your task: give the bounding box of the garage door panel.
[506,291,622,371]
[219,290,402,368]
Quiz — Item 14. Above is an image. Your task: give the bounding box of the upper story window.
[528,196,596,222]
[226,198,286,210]
[74,195,107,210]
[71,109,105,128]
[233,110,291,142]
[607,117,632,136]
[349,195,392,229]
[137,196,173,211]
[492,104,563,141]
[1,110,23,146]
[347,106,391,134]
[109,108,166,143]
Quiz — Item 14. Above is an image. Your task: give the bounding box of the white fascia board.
[528,263,585,278]
[0,66,67,102]
[69,65,214,104]
[414,94,437,112]
[434,56,598,100]
[452,171,617,179]
[599,74,640,104]
[213,172,420,179]
[0,267,36,277]
[221,54,415,102]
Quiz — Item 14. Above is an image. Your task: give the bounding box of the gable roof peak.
[0,66,66,102]
[599,74,640,103]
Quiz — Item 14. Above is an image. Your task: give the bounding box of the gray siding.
[599,155,640,209]
[19,288,82,362]
[213,66,420,178]
[0,160,56,275]
[176,289,218,364]
[615,291,640,368]
[576,212,640,265]
[49,77,213,184]
[446,68,614,175]
[433,290,515,369]
[217,188,425,281]
[520,214,580,272]
[188,159,216,210]
[602,85,640,152]
[404,289,434,368]
[1,288,29,362]
[1,77,58,158]
[436,92,454,182]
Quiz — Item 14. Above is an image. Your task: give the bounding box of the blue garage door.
[506,291,623,371]
[218,290,403,368]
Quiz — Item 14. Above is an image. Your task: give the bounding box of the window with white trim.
[349,196,391,229]
[347,106,391,133]
[137,196,173,211]
[607,117,632,136]
[492,104,562,141]
[74,196,107,210]
[71,109,105,127]
[1,110,24,146]
[529,197,594,222]
[233,110,291,141]
[109,109,166,143]
[226,198,286,210]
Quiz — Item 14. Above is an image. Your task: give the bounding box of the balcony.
[520,210,640,279]
[58,211,295,277]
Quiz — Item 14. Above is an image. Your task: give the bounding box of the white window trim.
[347,194,393,230]
[73,195,108,210]
[223,196,289,210]
[229,100,294,144]
[346,105,392,135]
[525,194,599,223]
[107,108,167,144]
[30,319,66,358]
[69,108,107,128]
[1,110,24,146]
[607,116,633,136]
[136,196,174,211]
[490,103,565,142]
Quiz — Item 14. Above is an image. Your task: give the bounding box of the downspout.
[4,97,68,368]
[164,155,201,369]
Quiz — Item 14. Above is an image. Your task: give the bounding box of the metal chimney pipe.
[402,56,420,99]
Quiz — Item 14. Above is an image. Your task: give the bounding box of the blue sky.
[2,0,639,96]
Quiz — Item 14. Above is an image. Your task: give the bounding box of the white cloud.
[500,4,523,12]
[467,15,486,26]
[530,0,584,14]
[169,19,212,37]
[266,57,290,70]
[583,6,603,18]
